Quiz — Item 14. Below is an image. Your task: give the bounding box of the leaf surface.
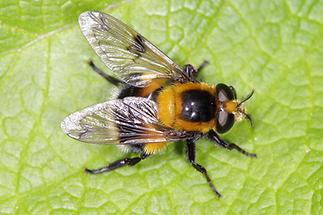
[0,0,322,214]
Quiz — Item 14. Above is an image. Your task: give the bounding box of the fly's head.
[215,83,254,133]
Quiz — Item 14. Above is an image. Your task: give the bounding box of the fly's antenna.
[244,113,253,128]
[237,89,255,107]
[236,89,255,128]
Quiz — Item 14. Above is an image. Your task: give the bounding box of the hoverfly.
[61,11,256,198]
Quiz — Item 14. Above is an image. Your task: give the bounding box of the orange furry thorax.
[157,82,216,133]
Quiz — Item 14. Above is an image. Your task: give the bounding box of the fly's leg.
[186,139,221,198]
[207,130,257,157]
[88,60,123,86]
[85,153,149,174]
[196,60,209,73]
[183,64,198,82]
[183,60,209,82]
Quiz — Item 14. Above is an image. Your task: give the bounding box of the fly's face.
[215,83,254,133]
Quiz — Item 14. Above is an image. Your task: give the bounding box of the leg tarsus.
[186,140,222,198]
[85,154,148,175]
[88,60,123,86]
[183,60,209,82]
[190,162,222,198]
[225,143,257,157]
[207,130,257,157]
[197,60,209,73]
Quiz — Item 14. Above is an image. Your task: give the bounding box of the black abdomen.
[181,90,215,122]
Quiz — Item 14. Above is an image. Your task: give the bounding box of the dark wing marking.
[78,11,189,87]
[61,97,192,144]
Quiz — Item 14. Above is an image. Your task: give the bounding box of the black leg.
[183,64,198,82]
[85,154,148,174]
[196,60,209,73]
[207,130,257,157]
[186,140,222,198]
[88,60,123,86]
[183,61,209,82]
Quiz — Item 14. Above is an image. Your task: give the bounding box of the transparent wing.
[61,97,192,144]
[78,11,189,87]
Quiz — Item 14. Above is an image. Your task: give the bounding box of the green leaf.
[1,0,322,214]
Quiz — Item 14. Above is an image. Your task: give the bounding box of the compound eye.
[229,86,237,99]
[216,111,234,133]
[216,83,234,101]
